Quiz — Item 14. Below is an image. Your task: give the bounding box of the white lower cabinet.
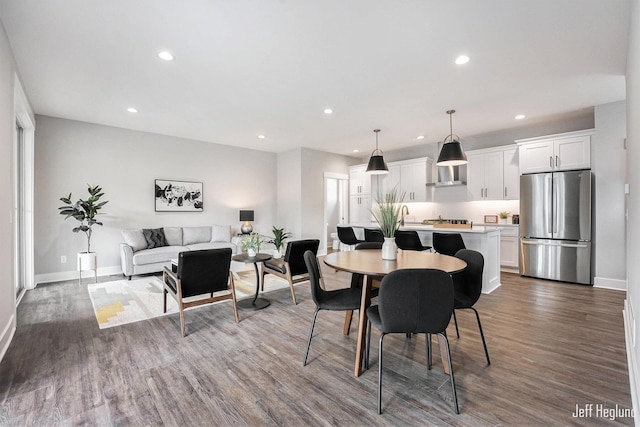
[498,226,519,269]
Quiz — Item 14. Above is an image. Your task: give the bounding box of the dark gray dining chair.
[366,268,459,414]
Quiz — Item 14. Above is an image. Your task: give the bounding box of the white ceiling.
[0,0,631,156]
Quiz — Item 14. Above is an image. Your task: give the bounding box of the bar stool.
[394,230,432,251]
[337,226,364,251]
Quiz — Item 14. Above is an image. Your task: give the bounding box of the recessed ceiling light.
[417,135,425,140]
[455,55,470,65]
[127,107,138,113]
[158,51,174,61]
[257,134,265,139]
[324,108,333,115]
[353,149,360,153]
[515,114,526,120]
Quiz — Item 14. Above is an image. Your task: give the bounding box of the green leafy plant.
[269,226,292,251]
[241,233,265,252]
[499,211,511,219]
[371,186,405,238]
[59,185,108,253]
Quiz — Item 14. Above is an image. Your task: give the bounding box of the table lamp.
[240,210,254,234]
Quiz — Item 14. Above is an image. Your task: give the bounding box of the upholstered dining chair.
[452,249,490,365]
[364,228,385,243]
[162,248,238,337]
[432,232,466,256]
[366,268,459,414]
[302,250,363,366]
[337,226,365,250]
[394,230,432,251]
[261,239,319,305]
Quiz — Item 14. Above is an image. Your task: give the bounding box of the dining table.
[323,249,467,377]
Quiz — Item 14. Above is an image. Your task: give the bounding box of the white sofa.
[120,225,241,279]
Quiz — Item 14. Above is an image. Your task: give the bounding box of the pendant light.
[436,110,468,166]
[366,129,389,174]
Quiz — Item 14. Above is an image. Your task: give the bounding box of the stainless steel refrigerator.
[519,169,592,285]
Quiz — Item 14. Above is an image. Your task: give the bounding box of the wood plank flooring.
[0,262,633,426]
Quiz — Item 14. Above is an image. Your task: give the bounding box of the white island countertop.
[349,223,501,234]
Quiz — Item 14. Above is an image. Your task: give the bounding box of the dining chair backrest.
[394,230,427,251]
[304,250,325,305]
[284,239,320,276]
[378,268,454,334]
[355,242,383,250]
[337,226,361,245]
[433,232,466,256]
[364,228,385,243]
[452,249,484,307]
[177,248,232,298]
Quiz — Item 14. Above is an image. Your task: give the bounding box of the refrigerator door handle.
[552,173,559,235]
[559,243,589,248]
[544,174,553,235]
[521,240,560,246]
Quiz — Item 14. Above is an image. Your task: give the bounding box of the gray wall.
[34,116,277,283]
[277,149,302,238]
[0,18,17,359]
[593,101,627,286]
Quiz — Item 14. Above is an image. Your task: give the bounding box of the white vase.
[247,248,256,257]
[273,249,281,258]
[382,237,397,260]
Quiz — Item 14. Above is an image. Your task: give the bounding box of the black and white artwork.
[155,179,203,212]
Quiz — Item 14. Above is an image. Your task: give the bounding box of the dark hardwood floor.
[0,263,633,426]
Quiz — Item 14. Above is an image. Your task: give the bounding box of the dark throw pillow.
[142,228,168,249]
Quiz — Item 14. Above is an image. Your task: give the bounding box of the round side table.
[232,253,272,310]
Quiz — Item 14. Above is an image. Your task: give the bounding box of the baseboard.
[35,265,122,286]
[623,299,639,421]
[0,314,16,364]
[594,276,627,291]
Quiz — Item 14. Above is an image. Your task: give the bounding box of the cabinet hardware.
[504,187,507,198]
[549,156,553,168]
[555,155,559,167]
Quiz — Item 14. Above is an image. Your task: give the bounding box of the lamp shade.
[436,140,468,166]
[366,154,389,174]
[239,210,254,221]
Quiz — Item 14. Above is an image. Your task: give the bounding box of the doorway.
[323,173,349,255]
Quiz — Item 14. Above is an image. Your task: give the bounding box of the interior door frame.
[322,172,349,256]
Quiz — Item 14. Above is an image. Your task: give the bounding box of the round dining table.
[324,249,467,377]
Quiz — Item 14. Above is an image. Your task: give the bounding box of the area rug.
[87,271,294,329]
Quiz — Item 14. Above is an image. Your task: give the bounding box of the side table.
[232,253,272,310]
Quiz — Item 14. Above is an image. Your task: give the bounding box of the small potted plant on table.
[241,233,265,257]
[371,186,405,260]
[499,211,511,224]
[269,226,292,259]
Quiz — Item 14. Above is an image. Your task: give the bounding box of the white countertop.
[349,223,501,234]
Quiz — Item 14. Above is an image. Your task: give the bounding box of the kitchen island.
[349,223,501,293]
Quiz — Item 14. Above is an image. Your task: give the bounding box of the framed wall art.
[155,179,203,212]
[484,214,498,224]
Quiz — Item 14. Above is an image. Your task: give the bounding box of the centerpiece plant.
[269,226,292,258]
[241,233,265,257]
[371,186,405,260]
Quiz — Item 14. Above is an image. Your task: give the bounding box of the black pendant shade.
[436,109,468,166]
[436,140,467,166]
[366,129,389,174]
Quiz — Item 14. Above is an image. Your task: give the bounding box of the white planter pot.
[382,237,397,260]
[273,249,282,259]
[77,252,97,271]
[500,218,508,224]
[247,248,257,257]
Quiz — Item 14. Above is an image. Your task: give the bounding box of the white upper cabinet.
[466,147,518,201]
[349,164,371,195]
[379,157,432,202]
[516,130,593,174]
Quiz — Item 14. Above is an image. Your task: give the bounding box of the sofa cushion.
[132,246,187,265]
[163,227,183,246]
[122,229,147,252]
[142,228,168,249]
[211,224,231,243]
[183,226,211,245]
[186,242,237,253]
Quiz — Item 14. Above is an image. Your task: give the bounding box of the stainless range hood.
[426,164,467,187]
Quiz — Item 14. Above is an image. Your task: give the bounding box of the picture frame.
[484,214,498,224]
[155,179,203,212]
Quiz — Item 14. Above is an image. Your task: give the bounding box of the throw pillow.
[211,224,231,243]
[183,226,211,245]
[143,228,168,249]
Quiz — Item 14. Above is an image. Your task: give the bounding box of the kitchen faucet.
[400,205,409,226]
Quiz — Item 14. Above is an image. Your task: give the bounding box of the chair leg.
[438,332,459,414]
[377,333,385,415]
[230,275,239,323]
[179,304,186,337]
[344,310,353,335]
[303,308,320,366]
[365,320,371,370]
[453,310,460,338]
[163,290,167,314]
[285,271,297,305]
[426,333,432,370]
[471,307,491,365]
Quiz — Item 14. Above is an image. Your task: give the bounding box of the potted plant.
[241,233,265,257]
[499,211,510,224]
[371,186,405,260]
[59,185,108,276]
[269,226,292,259]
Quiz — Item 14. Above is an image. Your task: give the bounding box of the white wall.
[277,149,302,239]
[0,21,17,360]
[625,0,640,417]
[593,101,627,288]
[34,116,277,283]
